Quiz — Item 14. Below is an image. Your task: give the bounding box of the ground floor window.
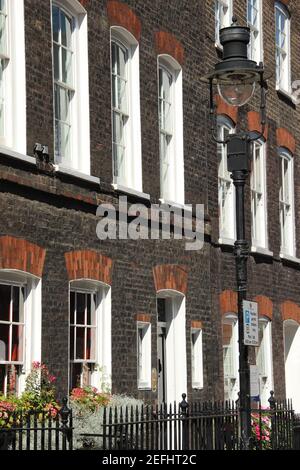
[0,271,41,396]
[69,280,111,392]
[222,315,239,402]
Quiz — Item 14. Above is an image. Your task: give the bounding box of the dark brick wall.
[0,0,299,403]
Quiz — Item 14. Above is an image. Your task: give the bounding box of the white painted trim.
[165,295,187,404]
[191,328,204,390]
[112,183,150,200]
[0,270,42,396]
[69,280,112,392]
[51,1,91,174]
[251,246,273,257]
[56,165,100,185]
[218,237,235,246]
[280,253,300,264]
[275,1,291,94]
[137,322,152,390]
[223,314,239,402]
[0,0,26,153]
[284,320,300,411]
[158,55,184,205]
[110,27,143,193]
[0,145,36,165]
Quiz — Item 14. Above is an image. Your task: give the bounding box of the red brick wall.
[153,265,188,294]
[0,236,46,277]
[65,250,113,285]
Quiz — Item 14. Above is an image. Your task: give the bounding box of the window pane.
[0,12,6,57]
[52,6,60,43]
[70,292,75,325]
[53,44,60,81]
[70,362,82,389]
[62,48,73,86]
[11,325,23,362]
[61,12,72,49]
[86,327,96,360]
[12,286,22,323]
[0,284,11,322]
[0,323,9,361]
[70,326,74,360]
[0,364,5,393]
[76,293,85,325]
[113,111,124,146]
[75,327,85,359]
[0,59,4,137]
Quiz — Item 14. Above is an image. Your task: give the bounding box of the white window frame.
[279,148,295,257]
[191,328,203,390]
[222,314,239,402]
[251,139,268,249]
[0,0,26,153]
[247,0,263,64]
[275,1,291,94]
[256,317,273,407]
[218,116,236,243]
[110,26,142,193]
[52,0,90,174]
[215,0,232,47]
[158,55,184,205]
[69,279,111,392]
[0,270,42,397]
[137,321,151,390]
[157,291,187,404]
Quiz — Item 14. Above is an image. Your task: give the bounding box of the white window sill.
[218,237,235,246]
[192,384,203,390]
[251,246,273,257]
[112,183,150,201]
[56,165,100,185]
[276,85,296,104]
[159,198,192,212]
[215,41,223,51]
[280,252,300,264]
[138,383,151,390]
[0,145,36,165]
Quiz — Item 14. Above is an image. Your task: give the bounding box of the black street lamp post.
[201,17,270,449]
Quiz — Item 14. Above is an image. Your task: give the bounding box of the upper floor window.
[111,27,142,192]
[217,116,235,241]
[215,0,232,46]
[0,271,41,397]
[52,1,90,173]
[251,140,268,249]
[279,149,295,257]
[256,318,273,406]
[247,0,263,63]
[222,315,239,402]
[275,2,290,93]
[158,56,184,204]
[69,281,111,391]
[0,0,26,153]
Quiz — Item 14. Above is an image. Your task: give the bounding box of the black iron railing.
[0,393,297,451]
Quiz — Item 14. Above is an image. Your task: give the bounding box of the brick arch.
[247,111,268,140]
[281,300,300,324]
[153,265,188,295]
[219,290,238,316]
[253,295,273,320]
[215,95,238,125]
[276,128,296,154]
[107,0,141,42]
[65,250,113,286]
[0,236,46,277]
[154,31,184,66]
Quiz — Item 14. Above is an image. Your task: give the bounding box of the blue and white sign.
[243,300,259,346]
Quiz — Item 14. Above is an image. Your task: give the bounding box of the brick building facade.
[0,0,300,409]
